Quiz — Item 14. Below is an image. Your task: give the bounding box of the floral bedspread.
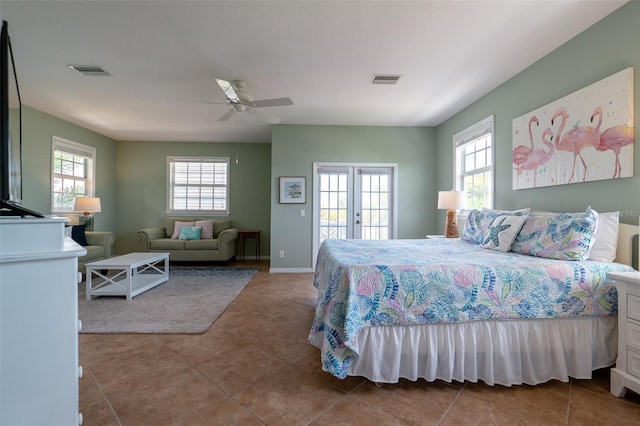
[308,238,635,379]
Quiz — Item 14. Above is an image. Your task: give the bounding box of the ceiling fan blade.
[218,109,236,122]
[249,97,293,108]
[248,108,281,124]
[215,78,241,103]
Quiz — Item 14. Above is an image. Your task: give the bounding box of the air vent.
[370,74,401,85]
[68,65,112,76]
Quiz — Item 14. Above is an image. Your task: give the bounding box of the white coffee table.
[86,252,170,300]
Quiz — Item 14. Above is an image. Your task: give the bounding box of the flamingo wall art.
[512,67,634,190]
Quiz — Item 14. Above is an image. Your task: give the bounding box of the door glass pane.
[319,171,349,243]
[359,170,390,240]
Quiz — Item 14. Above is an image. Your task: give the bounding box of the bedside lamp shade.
[74,197,101,231]
[438,191,466,238]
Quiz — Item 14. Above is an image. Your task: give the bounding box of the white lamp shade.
[74,197,101,214]
[437,191,466,210]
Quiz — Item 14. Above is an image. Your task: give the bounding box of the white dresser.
[0,217,87,425]
[609,271,640,398]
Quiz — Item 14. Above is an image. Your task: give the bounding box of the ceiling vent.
[370,74,401,85]
[68,65,112,76]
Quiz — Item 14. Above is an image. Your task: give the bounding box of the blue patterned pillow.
[461,209,529,245]
[178,226,202,241]
[481,215,527,252]
[511,207,598,260]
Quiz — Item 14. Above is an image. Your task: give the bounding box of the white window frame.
[51,136,96,213]
[167,156,230,215]
[453,115,494,211]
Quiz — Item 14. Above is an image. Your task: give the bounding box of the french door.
[312,163,397,265]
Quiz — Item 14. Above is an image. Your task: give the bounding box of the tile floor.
[79,261,640,425]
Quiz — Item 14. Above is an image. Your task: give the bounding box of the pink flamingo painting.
[519,127,555,187]
[513,116,539,185]
[595,125,634,178]
[551,106,603,183]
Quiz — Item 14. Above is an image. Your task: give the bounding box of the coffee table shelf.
[86,252,170,300]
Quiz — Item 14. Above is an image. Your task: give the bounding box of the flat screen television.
[0,20,43,217]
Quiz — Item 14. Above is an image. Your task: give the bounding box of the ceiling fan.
[214,79,293,124]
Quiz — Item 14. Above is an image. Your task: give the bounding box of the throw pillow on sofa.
[171,221,195,239]
[71,224,89,246]
[178,226,202,240]
[195,219,214,239]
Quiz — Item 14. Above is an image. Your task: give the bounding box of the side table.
[608,271,640,398]
[238,230,261,262]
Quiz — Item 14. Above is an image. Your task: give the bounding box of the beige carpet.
[78,267,258,334]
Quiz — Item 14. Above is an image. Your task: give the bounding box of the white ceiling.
[0,0,628,143]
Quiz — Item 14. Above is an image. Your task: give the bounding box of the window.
[454,115,494,210]
[51,136,96,212]
[168,157,229,214]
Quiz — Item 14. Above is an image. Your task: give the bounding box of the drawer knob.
[78,366,83,378]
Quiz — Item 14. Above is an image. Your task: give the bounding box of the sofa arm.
[137,227,166,251]
[217,227,238,243]
[85,231,116,258]
[217,227,239,259]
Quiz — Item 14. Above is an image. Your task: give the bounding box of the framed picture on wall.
[279,176,306,204]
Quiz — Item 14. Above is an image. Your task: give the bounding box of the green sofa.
[77,231,116,274]
[137,217,239,262]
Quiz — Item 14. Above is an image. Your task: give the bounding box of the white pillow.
[481,214,527,252]
[590,211,620,262]
[482,207,531,215]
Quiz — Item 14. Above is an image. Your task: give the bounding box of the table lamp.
[74,196,101,231]
[438,190,466,238]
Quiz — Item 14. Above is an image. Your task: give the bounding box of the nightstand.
[608,271,640,397]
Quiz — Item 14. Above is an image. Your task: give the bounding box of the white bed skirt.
[348,316,617,386]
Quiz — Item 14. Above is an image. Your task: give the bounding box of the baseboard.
[268,267,314,273]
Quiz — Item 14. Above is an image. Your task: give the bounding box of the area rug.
[78,267,258,334]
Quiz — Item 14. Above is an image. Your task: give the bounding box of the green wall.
[436,2,640,230]
[21,106,117,231]
[15,1,639,270]
[114,141,271,256]
[270,125,436,270]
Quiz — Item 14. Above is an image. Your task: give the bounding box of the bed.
[309,209,639,386]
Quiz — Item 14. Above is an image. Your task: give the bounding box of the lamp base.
[444,209,459,238]
[79,214,94,231]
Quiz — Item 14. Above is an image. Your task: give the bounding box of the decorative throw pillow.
[195,219,214,239]
[178,226,201,241]
[481,215,527,252]
[171,221,195,239]
[461,209,529,245]
[589,211,620,262]
[71,224,89,246]
[511,207,598,261]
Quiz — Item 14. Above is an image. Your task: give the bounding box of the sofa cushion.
[184,239,219,250]
[150,238,186,250]
[82,245,105,260]
[213,219,232,238]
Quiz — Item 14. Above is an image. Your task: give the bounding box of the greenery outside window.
[51,136,96,212]
[168,157,230,214]
[454,115,494,210]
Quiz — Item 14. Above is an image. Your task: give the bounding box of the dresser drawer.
[628,321,640,352]
[628,349,640,379]
[629,294,640,322]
